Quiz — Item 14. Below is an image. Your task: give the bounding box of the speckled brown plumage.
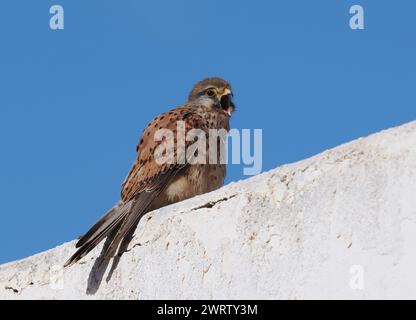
[64,77,235,268]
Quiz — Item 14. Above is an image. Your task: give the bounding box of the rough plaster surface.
[1,121,416,299]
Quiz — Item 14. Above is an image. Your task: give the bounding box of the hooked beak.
[219,88,235,116]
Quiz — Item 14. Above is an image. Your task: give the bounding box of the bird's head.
[188,77,235,116]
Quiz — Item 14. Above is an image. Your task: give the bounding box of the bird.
[64,77,235,267]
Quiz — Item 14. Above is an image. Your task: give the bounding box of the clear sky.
[0,0,415,264]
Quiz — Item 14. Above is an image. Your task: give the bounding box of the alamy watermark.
[49,4,366,31]
[350,5,365,30]
[49,5,64,30]
[153,121,262,176]
[349,264,364,290]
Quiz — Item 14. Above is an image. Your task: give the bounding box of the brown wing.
[102,105,206,258]
[65,104,205,267]
[120,105,200,201]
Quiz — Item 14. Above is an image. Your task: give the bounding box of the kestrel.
[64,77,235,267]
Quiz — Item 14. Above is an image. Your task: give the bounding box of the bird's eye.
[206,89,216,97]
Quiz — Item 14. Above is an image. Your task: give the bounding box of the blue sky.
[0,0,415,264]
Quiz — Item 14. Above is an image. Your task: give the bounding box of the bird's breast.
[163,164,225,204]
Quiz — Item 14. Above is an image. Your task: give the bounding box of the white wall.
[1,121,416,299]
